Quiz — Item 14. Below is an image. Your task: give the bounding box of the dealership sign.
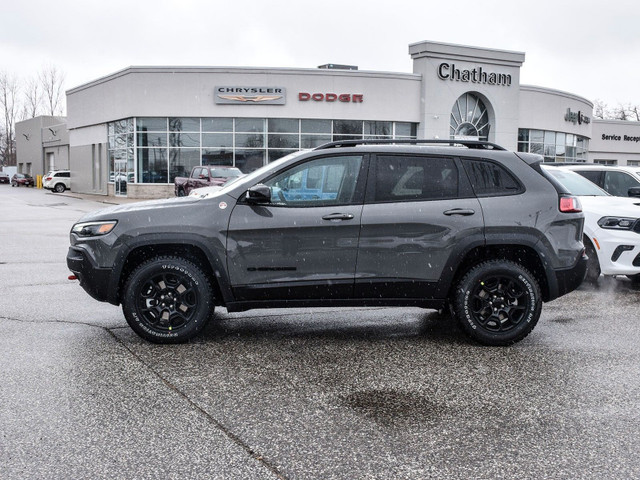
[298,92,364,103]
[564,108,591,125]
[437,63,512,86]
[215,86,286,104]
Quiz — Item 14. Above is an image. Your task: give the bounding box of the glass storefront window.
[169,148,200,182]
[236,118,265,133]
[169,117,200,132]
[268,134,299,149]
[301,135,332,149]
[202,118,233,132]
[365,121,392,136]
[109,118,418,189]
[202,133,233,148]
[302,119,331,133]
[268,118,299,133]
[170,132,200,148]
[518,128,589,162]
[334,120,363,135]
[137,118,167,131]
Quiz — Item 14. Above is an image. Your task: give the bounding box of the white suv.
[562,164,640,198]
[543,165,640,283]
[43,170,70,193]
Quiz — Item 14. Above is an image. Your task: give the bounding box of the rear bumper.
[67,246,114,304]
[551,251,588,300]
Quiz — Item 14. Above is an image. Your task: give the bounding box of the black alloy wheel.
[122,256,213,343]
[453,260,542,346]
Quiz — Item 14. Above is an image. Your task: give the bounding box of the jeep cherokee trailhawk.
[67,140,587,346]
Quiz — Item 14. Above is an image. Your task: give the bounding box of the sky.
[2,0,640,110]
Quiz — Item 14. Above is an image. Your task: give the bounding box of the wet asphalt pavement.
[1,186,640,479]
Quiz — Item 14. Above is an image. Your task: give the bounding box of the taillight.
[45,177,52,181]
[559,195,582,213]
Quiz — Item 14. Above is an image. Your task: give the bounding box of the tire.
[627,274,640,284]
[53,183,66,193]
[452,260,542,346]
[122,256,214,343]
[177,188,185,197]
[584,238,601,284]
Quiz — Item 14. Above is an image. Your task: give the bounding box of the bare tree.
[593,99,610,119]
[21,76,42,120]
[39,65,66,116]
[0,71,20,166]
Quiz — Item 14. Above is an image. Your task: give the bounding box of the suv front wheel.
[452,260,542,346]
[122,256,214,343]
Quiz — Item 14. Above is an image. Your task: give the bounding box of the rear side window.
[575,170,601,185]
[56,172,70,178]
[372,155,458,202]
[461,159,522,196]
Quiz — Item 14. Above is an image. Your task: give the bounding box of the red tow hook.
[68,274,78,281]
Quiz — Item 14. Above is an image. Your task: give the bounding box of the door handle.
[443,208,475,216]
[322,213,355,221]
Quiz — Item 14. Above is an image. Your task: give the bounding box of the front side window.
[264,155,363,207]
[603,171,640,196]
[372,156,459,203]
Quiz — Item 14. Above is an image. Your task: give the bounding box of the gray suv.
[67,140,587,346]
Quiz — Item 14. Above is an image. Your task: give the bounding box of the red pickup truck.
[174,165,243,196]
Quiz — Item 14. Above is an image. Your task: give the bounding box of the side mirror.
[246,184,271,204]
[628,186,640,198]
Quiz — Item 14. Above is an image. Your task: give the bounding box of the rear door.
[355,154,484,299]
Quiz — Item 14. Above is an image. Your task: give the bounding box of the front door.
[227,154,367,302]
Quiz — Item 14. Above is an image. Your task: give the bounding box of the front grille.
[633,219,640,234]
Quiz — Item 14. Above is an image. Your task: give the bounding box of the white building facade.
[52,40,640,198]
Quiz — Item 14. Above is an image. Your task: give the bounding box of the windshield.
[543,167,609,196]
[210,168,241,178]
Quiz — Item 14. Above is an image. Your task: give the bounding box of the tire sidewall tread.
[452,259,542,346]
[122,255,213,344]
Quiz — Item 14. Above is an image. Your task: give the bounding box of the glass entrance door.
[114,160,127,196]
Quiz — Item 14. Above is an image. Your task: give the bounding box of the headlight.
[597,216,638,230]
[72,221,117,237]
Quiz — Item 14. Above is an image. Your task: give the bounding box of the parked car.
[542,165,640,283]
[43,170,71,193]
[174,165,243,196]
[68,140,586,346]
[188,175,247,198]
[11,173,35,187]
[0,171,9,184]
[561,164,640,197]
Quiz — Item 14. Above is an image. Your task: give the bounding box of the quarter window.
[462,159,522,196]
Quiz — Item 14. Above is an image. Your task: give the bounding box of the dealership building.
[15,40,640,199]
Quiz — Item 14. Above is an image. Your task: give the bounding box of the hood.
[579,195,640,217]
[75,196,200,223]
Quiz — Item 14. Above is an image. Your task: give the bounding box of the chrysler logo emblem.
[215,86,286,105]
[217,94,283,103]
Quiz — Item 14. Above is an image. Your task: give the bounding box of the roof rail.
[314,139,506,151]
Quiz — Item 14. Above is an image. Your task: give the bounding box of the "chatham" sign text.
[437,63,512,86]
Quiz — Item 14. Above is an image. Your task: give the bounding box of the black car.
[68,140,587,346]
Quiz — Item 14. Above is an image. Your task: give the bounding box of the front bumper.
[592,231,640,276]
[67,246,113,303]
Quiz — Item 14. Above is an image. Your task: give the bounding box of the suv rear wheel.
[452,260,542,346]
[54,183,66,193]
[122,256,213,343]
